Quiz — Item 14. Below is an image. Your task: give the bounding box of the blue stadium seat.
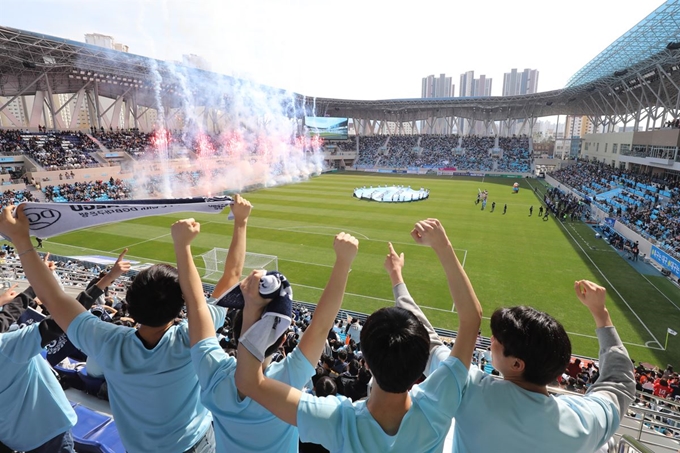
[71,404,111,442]
[83,421,126,453]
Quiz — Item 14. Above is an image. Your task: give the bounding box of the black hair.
[360,307,430,393]
[348,359,361,376]
[125,264,184,327]
[337,349,348,362]
[321,355,335,369]
[490,306,571,386]
[232,309,286,359]
[315,376,338,397]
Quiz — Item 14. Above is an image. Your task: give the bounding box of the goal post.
[199,248,278,282]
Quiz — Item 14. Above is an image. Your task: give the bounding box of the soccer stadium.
[1,1,680,452]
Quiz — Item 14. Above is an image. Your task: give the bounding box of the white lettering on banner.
[20,197,233,238]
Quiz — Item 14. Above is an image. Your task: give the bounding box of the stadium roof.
[566,0,680,88]
[1,1,680,127]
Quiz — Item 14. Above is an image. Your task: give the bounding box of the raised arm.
[0,205,85,331]
[0,284,24,332]
[384,242,444,375]
[76,249,131,310]
[171,218,214,346]
[235,271,303,426]
[411,219,482,369]
[574,280,635,415]
[96,248,131,291]
[297,232,358,365]
[212,194,252,297]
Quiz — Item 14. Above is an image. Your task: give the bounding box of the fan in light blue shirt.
[0,323,76,452]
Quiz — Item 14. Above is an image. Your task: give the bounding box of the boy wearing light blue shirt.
[400,271,636,452]
[234,219,483,453]
[171,211,360,453]
[0,322,76,453]
[0,203,251,453]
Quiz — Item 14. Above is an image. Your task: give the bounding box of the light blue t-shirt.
[297,356,467,453]
[427,345,621,453]
[452,366,619,453]
[68,305,226,453]
[191,337,315,453]
[0,324,77,451]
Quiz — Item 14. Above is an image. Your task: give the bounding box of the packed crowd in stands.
[92,129,154,157]
[353,134,532,173]
[0,189,36,207]
[550,160,680,259]
[0,130,100,171]
[43,179,132,202]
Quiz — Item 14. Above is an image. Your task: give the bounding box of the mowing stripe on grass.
[556,215,663,349]
[109,221,216,253]
[108,233,171,252]
[638,273,680,312]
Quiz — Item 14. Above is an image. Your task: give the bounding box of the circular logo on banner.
[23,207,62,230]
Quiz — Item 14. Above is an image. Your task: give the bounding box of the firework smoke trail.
[145,58,174,198]
[80,2,324,199]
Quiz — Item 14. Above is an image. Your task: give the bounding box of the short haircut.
[315,376,338,397]
[490,306,571,386]
[125,264,185,327]
[360,307,430,393]
[232,309,286,359]
[337,350,348,362]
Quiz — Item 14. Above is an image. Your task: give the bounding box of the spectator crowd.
[353,134,532,173]
[550,160,680,259]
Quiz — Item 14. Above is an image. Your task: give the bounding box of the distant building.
[421,74,454,133]
[85,33,129,52]
[566,115,595,138]
[0,96,28,128]
[502,68,539,96]
[421,74,454,98]
[501,68,539,135]
[459,71,492,135]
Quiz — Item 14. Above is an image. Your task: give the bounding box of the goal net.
[199,248,279,282]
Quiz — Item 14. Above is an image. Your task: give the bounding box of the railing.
[618,435,657,453]
[618,403,680,452]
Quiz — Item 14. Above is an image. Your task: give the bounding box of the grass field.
[34,172,680,367]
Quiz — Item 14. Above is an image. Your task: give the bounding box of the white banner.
[19,196,233,238]
[668,328,677,336]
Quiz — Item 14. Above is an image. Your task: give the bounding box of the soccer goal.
[199,248,279,282]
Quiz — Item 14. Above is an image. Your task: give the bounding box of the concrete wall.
[581,131,634,166]
[633,129,680,147]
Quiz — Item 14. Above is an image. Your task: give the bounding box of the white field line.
[557,216,663,349]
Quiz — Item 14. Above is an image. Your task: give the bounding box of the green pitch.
[37,173,680,367]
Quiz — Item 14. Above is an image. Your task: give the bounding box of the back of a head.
[125,264,184,327]
[315,376,338,397]
[490,306,571,386]
[360,307,430,393]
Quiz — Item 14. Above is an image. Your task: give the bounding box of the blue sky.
[1,0,662,100]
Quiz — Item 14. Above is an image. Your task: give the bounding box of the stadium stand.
[353,134,532,172]
[549,161,680,260]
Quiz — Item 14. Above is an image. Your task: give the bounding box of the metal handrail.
[620,404,680,451]
[618,435,656,453]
